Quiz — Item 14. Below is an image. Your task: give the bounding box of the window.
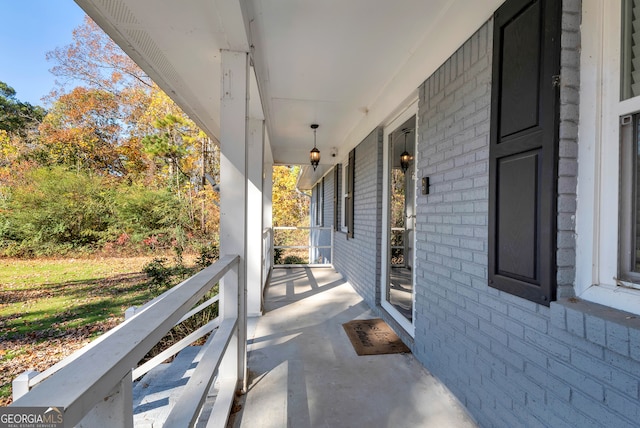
[619,113,640,286]
[576,0,640,314]
[619,1,640,288]
[340,149,355,238]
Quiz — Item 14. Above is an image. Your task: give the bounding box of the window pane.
[620,112,640,282]
[622,0,640,100]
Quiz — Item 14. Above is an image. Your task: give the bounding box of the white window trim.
[577,0,640,315]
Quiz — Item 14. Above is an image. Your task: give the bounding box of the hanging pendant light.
[400,128,412,173]
[310,124,320,171]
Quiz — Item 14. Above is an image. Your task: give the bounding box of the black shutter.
[334,166,339,230]
[347,148,355,239]
[488,0,560,306]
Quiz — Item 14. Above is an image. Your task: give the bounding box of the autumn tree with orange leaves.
[0,16,220,256]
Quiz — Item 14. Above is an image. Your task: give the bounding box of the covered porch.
[15,0,635,427]
[232,266,475,427]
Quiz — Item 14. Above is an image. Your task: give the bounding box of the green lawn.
[0,257,159,339]
[0,256,167,405]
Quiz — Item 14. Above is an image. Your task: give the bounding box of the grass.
[0,257,160,340]
[0,255,188,405]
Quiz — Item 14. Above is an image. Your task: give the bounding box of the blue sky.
[0,1,86,106]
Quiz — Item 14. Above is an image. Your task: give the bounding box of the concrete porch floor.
[228,267,477,428]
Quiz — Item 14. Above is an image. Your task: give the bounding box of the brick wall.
[557,0,580,297]
[333,128,383,310]
[411,2,640,426]
[414,17,495,424]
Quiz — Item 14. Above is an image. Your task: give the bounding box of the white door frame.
[381,100,417,337]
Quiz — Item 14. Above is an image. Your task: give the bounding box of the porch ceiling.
[74,0,504,184]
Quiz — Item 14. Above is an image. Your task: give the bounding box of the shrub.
[195,243,219,269]
[0,167,112,255]
[110,184,184,238]
[274,248,284,264]
[142,257,173,289]
[283,255,305,264]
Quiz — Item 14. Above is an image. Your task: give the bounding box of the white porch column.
[263,133,273,279]
[219,49,249,389]
[247,118,265,316]
[263,131,273,232]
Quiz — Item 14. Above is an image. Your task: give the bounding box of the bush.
[0,167,111,255]
[283,255,305,264]
[274,248,284,264]
[111,184,184,238]
[142,257,173,289]
[195,243,219,269]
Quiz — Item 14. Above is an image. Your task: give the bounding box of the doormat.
[342,318,410,356]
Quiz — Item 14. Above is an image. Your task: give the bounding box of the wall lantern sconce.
[400,128,412,173]
[310,124,320,171]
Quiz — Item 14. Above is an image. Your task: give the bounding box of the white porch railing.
[391,227,406,267]
[11,254,243,428]
[273,226,333,267]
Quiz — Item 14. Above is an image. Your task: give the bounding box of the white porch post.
[219,49,249,390]
[247,118,265,316]
[263,132,273,232]
[76,375,133,428]
[263,133,273,275]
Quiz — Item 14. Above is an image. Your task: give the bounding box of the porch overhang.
[73,0,504,182]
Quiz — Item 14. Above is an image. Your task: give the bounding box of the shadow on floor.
[228,267,477,428]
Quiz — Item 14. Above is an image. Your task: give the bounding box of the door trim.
[381,100,417,337]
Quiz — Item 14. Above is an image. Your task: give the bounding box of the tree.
[0,82,46,136]
[38,87,127,174]
[271,166,309,263]
[0,16,224,256]
[0,82,46,170]
[272,166,309,227]
[45,16,218,188]
[47,16,152,96]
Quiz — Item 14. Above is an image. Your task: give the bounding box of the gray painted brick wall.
[333,129,383,311]
[557,0,580,297]
[412,3,640,426]
[325,132,413,342]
